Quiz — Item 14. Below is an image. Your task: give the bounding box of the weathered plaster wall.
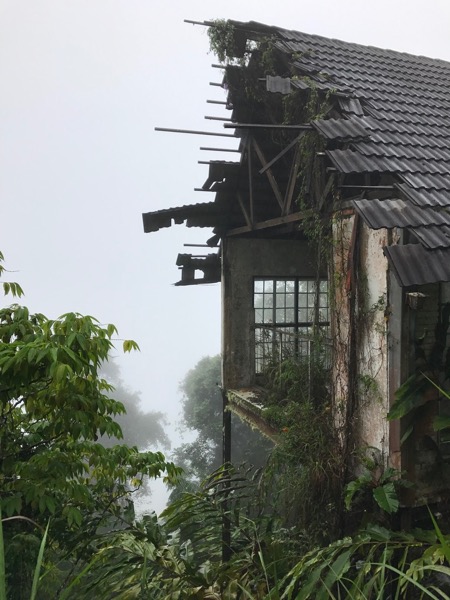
[222,236,317,389]
[332,215,390,463]
[355,224,390,459]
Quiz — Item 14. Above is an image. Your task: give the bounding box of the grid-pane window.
[254,278,329,373]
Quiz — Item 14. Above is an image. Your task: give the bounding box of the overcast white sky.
[1,0,450,510]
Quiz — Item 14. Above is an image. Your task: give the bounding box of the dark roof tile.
[384,245,450,286]
[354,198,450,229]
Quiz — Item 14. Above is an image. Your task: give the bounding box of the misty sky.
[1,0,450,511]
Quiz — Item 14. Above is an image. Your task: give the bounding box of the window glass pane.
[298,280,307,293]
[298,308,308,322]
[263,312,273,324]
[286,309,295,322]
[318,309,328,322]
[255,309,263,323]
[285,293,295,308]
[263,295,273,308]
[254,293,263,308]
[264,280,273,293]
[320,280,328,293]
[286,280,295,293]
[254,280,264,293]
[276,308,286,323]
[276,280,286,293]
[276,294,286,308]
[298,293,307,307]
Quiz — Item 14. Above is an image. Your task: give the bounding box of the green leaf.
[344,475,371,510]
[322,549,352,594]
[0,509,6,600]
[123,339,140,353]
[433,415,450,432]
[373,482,399,514]
[30,520,50,600]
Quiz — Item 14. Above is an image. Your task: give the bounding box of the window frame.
[253,277,329,373]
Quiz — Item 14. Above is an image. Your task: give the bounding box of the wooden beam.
[317,173,335,210]
[224,123,313,130]
[247,136,254,224]
[200,147,240,153]
[252,139,284,210]
[227,210,310,236]
[259,133,305,174]
[283,143,302,216]
[237,192,253,229]
[155,127,234,138]
[338,185,395,190]
[205,116,233,121]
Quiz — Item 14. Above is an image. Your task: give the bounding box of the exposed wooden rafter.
[252,139,284,210]
[283,142,302,216]
[258,133,305,175]
[227,210,310,236]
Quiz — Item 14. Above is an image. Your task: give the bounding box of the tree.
[0,253,180,597]
[171,355,272,496]
[100,359,169,451]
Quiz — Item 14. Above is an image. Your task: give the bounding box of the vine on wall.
[208,21,403,534]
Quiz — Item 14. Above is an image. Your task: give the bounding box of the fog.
[1,0,449,512]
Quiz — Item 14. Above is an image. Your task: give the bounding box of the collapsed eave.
[227,388,279,443]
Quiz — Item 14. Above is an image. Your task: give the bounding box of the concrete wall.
[222,236,318,389]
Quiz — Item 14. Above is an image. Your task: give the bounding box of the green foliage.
[0,252,181,597]
[281,523,450,599]
[207,20,249,65]
[0,251,24,299]
[262,357,342,547]
[388,302,450,444]
[66,466,299,599]
[344,450,411,519]
[0,512,50,600]
[52,468,450,599]
[0,304,178,528]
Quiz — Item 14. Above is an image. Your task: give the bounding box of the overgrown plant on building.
[261,354,344,548]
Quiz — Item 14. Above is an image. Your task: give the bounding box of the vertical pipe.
[222,389,231,563]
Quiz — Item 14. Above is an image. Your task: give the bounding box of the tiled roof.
[144,20,450,285]
[257,21,450,285]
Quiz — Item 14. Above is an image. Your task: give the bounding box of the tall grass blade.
[30,520,50,600]
[428,509,450,564]
[0,511,6,600]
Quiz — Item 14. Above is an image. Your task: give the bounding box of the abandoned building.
[143,20,450,506]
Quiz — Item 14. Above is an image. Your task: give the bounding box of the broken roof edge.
[220,19,450,66]
[142,201,218,233]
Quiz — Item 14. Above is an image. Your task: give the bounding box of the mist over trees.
[100,359,169,451]
[170,355,272,496]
